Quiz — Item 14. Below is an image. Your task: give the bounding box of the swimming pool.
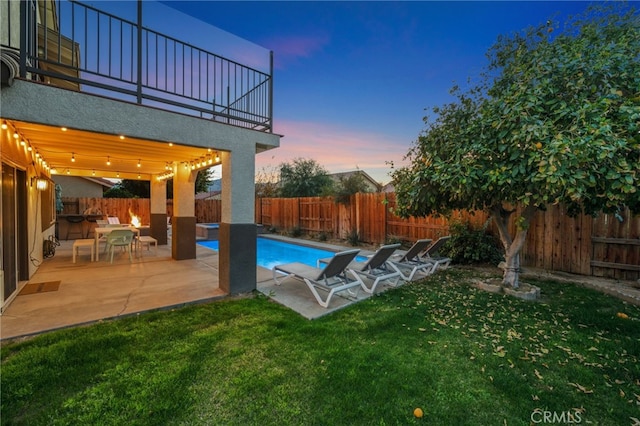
[198,237,366,269]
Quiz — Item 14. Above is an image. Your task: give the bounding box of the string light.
[1,121,7,130]
[215,152,220,162]
[137,173,141,179]
[66,169,70,175]
[106,156,111,166]
[137,159,141,168]
[116,171,120,178]
[71,152,75,162]
[61,127,67,131]
[13,132,18,139]
[92,170,96,176]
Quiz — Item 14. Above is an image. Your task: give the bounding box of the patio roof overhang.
[5,119,223,181]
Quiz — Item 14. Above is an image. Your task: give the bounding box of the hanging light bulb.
[137,159,141,168]
[13,132,19,139]
[92,169,96,176]
[1,121,7,130]
[20,139,26,146]
[66,169,71,175]
[106,156,111,166]
[71,152,76,162]
[61,127,67,132]
[137,173,141,179]
[116,171,120,178]
[215,152,220,162]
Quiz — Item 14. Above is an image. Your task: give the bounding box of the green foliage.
[440,221,504,265]
[385,234,404,245]
[278,158,333,197]
[347,228,360,246]
[288,226,303,237]
[333,171,371,204]
[317,231,328,242]
[103,185,135,198]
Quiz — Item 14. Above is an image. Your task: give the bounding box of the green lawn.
[2,269,639,425]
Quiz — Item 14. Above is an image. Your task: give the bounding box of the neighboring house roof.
[329,170,382,192]
[195,190,222,200]
[381,182,395,193]
[82,177,116,188]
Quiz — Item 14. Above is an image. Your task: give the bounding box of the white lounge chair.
[105,229,135,263]
[273,249,363,308]
[420,236,452,270]
[318,244,402,294]
[389,238,438,281]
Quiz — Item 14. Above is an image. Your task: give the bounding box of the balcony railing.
[7,0,273,132]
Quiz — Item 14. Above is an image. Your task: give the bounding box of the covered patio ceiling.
[6,119,221,180]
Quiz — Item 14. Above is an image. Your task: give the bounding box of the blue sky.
[139,1,594,183]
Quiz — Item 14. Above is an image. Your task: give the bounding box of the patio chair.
[272,249,363,308]
[105,229,135,263]
[388,238,438,281]
[318,244,402,294]
[419,236,452,270]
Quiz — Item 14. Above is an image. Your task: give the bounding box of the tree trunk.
[491,204,537,289]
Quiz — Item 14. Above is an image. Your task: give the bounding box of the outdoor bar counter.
[56,214,105,240]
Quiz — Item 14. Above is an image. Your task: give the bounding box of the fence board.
[61,195,639,280]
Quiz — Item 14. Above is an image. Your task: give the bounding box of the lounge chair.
[420,236,452,270]
[318,244,402,294]
[272,249,363,308]
[388,238,438,281]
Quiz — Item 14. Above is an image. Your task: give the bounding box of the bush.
[289,227,303,238]
[317,232,328,242]
[347,229,360,246]
[441,220,503,265]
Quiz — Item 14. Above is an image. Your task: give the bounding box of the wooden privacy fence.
[256,194,639,282]
[62,195,640,281]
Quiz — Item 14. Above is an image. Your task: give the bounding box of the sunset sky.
[109,1,594,184]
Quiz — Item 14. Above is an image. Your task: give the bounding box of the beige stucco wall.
[52,175,104,198]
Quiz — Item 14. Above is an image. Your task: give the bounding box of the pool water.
[198,237,366,269]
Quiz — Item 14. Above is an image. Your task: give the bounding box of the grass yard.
[2,268,639,425]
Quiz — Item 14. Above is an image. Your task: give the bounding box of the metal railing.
[9,0,272,132]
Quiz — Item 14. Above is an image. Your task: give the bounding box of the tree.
[392,4,640,289]
[278,158,333,197]
[255,165,280,198]
[334,170,372,204]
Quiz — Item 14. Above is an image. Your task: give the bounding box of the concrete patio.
[0,236,385,341]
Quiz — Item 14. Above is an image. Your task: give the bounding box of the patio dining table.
[94,226,140,261]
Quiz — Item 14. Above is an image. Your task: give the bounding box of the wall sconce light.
[31,177,49,191]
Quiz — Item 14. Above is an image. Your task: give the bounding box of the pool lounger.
[272,249,364,308]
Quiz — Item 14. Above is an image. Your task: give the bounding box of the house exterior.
[0,0,281,311]
[53,176,113,199]
[329,170,382,193]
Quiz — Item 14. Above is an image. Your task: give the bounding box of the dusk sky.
[108,1,595,184]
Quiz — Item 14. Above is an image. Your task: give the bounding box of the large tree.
[278,158,333,197]
[392,4,640,288]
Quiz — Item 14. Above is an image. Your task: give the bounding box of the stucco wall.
[53,175,104,198]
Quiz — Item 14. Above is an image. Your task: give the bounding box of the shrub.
[440,220,503,265]
[347,229,360,246]
[317,232,328,242]
[289,227,303,238]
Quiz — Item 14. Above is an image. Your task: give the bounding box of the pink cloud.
[265,35,329,69]
[257,119,410,184]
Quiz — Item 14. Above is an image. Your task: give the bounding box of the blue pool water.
[198,237,365,269]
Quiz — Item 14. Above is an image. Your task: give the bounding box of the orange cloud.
[257,119,410,184]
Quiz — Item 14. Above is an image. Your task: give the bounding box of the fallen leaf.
[535,369,544,380]
[568,382,594,394]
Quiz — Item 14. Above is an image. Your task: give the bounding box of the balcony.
[2,0,273,132]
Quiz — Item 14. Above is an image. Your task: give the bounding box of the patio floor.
[0,236,384,341]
